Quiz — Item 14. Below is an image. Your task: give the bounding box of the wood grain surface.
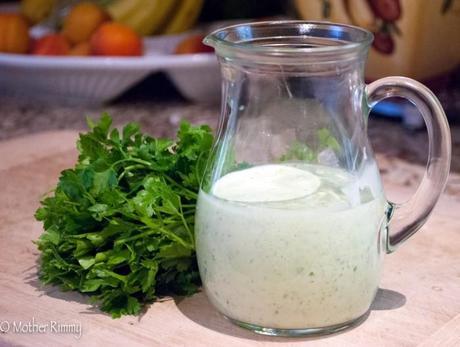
[0,131,459,347]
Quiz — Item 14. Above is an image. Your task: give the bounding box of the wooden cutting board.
[0,131,459,347]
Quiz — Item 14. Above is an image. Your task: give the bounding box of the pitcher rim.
[204,20,374,57]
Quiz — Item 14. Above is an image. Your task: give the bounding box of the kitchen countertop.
[0,131,459,347]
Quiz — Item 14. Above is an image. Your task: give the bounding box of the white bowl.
[0,34,220,105]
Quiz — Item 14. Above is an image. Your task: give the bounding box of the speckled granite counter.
[1,75,458,172]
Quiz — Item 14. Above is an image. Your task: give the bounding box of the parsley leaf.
[35,113,213,318]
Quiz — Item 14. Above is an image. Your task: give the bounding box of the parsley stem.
[137,217,193,250]
[163,175,198,199]
[118,164,146,181]
[111,158,153,169]
[178,203,194,245]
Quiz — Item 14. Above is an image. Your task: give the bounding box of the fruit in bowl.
[31,33,70,55]
[174,34,214,55]
[0,1,143,57]
[62,2,109,45]
[0,13,30,54]
[90,22,143,56]
[68,41,91,56]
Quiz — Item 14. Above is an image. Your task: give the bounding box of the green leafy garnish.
[280,128,341,162]
[35,113,213,318]
[279,140,316,162]
[317,128,340,152]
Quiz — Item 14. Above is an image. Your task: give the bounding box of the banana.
[132,0,178,36]
[106,0,144,23]
[161,0,204,35]
[21,0,56,24]
[107,0,178,36]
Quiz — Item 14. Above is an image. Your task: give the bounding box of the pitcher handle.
[366,77,451,253]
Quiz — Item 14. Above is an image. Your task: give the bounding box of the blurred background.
[0,0,459,170]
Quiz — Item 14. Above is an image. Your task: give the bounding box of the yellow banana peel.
[20,0,56,24]
[107,0,178,36]
[161,0,204,35]
[106,0,144,23]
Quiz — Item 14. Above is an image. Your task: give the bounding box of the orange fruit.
[174,35,214,55]
[62,2,108,45]
[68,41,91,56]
[90,22,143,56]
[32,34,70,56]
[0,13,30,54]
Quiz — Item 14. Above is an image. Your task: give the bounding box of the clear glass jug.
[195,21,451,336]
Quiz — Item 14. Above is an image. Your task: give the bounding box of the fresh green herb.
[279,140,316,162]
[280,128,341,162]
[35,114,213,318]
[317,128,340,152]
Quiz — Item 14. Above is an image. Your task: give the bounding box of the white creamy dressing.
[212,165,321,202]
[196,164,388,329]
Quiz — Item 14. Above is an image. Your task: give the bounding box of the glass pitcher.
[195,21,451,337]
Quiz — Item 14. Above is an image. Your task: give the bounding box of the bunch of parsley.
[35,114,213,317]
